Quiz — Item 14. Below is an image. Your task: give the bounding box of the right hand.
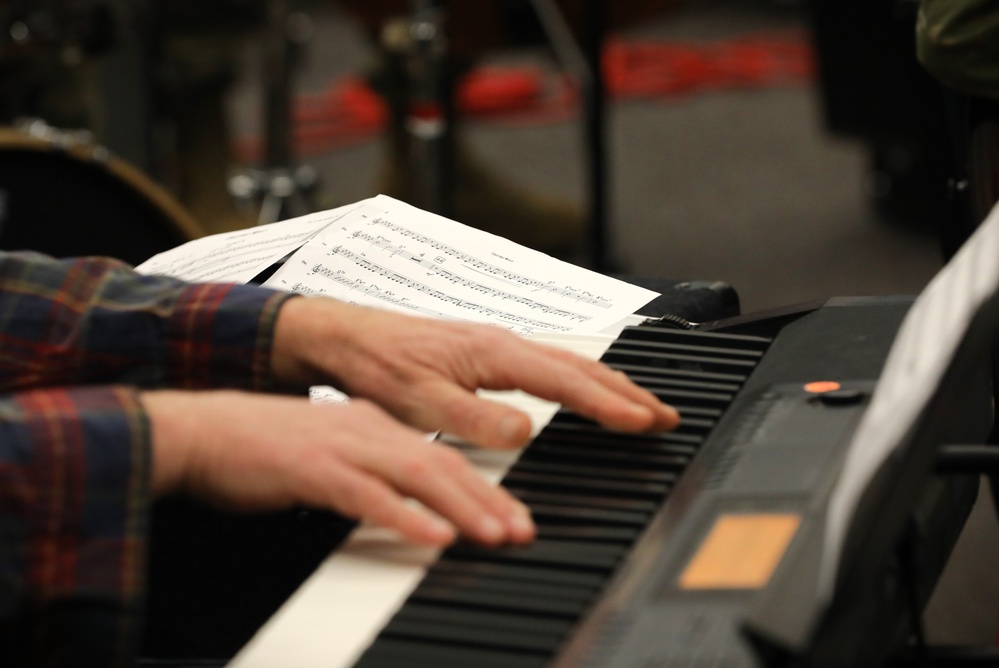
[141,389,534,547]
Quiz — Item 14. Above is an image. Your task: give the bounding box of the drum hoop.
[0,126,206,242]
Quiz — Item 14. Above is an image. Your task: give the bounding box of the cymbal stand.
[529,0,612,271]
[228,0,317,225]
[383,0,453,217]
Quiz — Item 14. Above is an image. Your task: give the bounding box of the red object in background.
[235,31,814,161]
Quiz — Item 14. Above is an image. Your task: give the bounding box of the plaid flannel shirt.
[0,252,293,666]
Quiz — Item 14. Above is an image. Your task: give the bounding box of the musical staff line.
[310,258,574,331]
[330,246,587,324]
[368,219,613,308]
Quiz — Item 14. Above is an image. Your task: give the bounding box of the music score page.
[260,195,657,335]
[134,201,364,283]
[136,195,657,336]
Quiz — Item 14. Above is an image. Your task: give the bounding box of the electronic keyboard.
[231,296,990,668]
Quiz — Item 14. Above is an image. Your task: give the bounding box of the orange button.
[804,381,841,394]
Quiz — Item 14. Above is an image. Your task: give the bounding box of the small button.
[804,381,841,394]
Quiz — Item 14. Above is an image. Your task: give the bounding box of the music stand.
[742,199,999,667]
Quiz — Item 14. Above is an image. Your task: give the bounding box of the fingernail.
[509,511,535,540]
[663,404,681,425]
[627,403,654,424]
[513,498,532,518]
[427,516,456,544]
[499,414,526,444]
[477,515,505,543]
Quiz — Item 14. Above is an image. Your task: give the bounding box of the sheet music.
[133,201,363,283]
[261,195,658,335]
[821,199,999,598]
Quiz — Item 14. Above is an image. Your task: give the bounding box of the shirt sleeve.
[0,384,149,666]
[0,251,296,393]
[0,251,300,664]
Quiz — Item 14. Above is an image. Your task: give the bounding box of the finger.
[355,436,534,545]
[479,341,680,432]
[304,455,458,546]
[569,360,682,430]
[414,381,535,450]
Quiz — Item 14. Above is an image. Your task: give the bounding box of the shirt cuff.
[164,284,298,391]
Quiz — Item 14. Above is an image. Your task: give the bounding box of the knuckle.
[401,454,434,482]
[433,445,469,473]
[349,398,382,416]
[340,481,398,524]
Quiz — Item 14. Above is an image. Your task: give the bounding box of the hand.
[142,389,534,546]
[270,297,680,450]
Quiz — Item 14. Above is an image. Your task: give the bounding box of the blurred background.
[2,0,998,653]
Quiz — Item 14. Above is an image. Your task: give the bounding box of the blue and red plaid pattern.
[0,252,293,665]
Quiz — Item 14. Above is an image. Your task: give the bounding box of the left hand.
[270,297,680,450]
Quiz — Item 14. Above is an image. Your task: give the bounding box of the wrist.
[270,296,360,387]
[141,390,199,497]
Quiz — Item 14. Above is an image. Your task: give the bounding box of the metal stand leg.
[529,0,612,271]
[582,0,610,272]
[383,0,454,217]
[229,0,317,225]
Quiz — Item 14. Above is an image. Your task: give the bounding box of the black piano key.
[534,524,641,543]
[432,558,607,589]
[532,440,700,464]
[394,602,575,638]
[540,422,704,448]
[447,539,627,572]
[607,366,743,393]
[510,459,676,484]
[503,470,670,499]
[611,337,766,362]
[411,580,590,617]
[548,410,715,436]
[652,387,734,403]
[674,419,717,436]
[601,348,756,377]
[355,637,548,668]
[509,488,660,513]
[527,502,651,528]
[643,389,734,411]
[422,570,599,604]
[616,326,771,351]
[664,404,724,419]
[610,341,765,367]
[524,441,692,470]
[603,357,747,384]
[381,616,565,654]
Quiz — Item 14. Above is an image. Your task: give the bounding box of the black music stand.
[741,203,999,668]
[227,0,318,225]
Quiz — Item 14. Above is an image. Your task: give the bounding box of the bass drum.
[0,126,204,266]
